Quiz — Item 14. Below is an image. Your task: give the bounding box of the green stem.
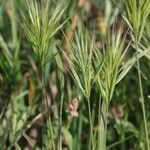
[41,66,55,150]
[136,44,150,150]
[77,108,83,150]
[58,92,64,150]
[47,116,55,150]
[11,0,17,48]
[98,95,102,150]
[87,98,94,150]
[107,134,135,149]
[121,133,125,150]
[99,101,108,150]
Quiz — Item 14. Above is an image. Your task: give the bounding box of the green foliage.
[0,0,150,149]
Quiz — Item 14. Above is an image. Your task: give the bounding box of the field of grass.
[0,0,150,149]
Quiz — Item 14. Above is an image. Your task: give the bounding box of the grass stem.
[87,98,94,150]
[99,101,108,150]
[58,92,64,150]
[136,44,150,150]
[98,95,102,150]
[41,66,55,150]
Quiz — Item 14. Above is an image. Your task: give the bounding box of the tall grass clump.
[62,25,103,149]
[62,22,146,149]
[123,0,150,149]
[95,27,146,150]
[21,0,67,149]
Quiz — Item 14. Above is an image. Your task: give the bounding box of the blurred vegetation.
[0,0,150,150]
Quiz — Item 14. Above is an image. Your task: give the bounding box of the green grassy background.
[0,0,150,149]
